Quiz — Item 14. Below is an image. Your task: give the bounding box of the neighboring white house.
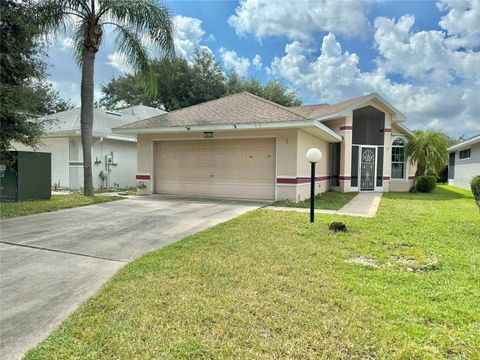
[448,134,480,190]
[13,105,165,190]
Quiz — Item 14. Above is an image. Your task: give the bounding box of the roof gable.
[117,92,307,130]
[289,93,406,122]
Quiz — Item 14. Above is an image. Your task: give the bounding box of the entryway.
[360,146,376,191]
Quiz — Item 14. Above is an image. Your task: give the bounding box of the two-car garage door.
[154,138,276,200]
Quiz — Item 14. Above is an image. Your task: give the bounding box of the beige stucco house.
[115,92,414,202]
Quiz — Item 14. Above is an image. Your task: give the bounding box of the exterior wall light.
[306,148,322,223]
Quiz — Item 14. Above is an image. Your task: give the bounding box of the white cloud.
[106,52,133,75]
[374,15,480,84]
[252,54,262,69]
[219,47,251,77]
[437,0,480,49]
[269,28,480,136]
[173,15,209,62]
[228,0,370,40]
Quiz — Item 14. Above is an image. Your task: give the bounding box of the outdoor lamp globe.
[306,148,322,163]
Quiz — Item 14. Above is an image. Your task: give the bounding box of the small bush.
[471,175,480,207]
[415,175,437,193]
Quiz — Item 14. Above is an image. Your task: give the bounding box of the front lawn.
[0,194,124,219]
[25,185,479,359]
[273,190,358,210]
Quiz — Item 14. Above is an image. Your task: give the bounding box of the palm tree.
[35,0,174,195]
[406,130,449,176]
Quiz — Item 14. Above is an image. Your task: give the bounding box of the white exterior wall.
[13,136,137,190]
[449,143,480,190]
[12,137,70,188]
[70,137,137,190]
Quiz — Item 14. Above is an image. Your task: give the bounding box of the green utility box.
[0,151,51,202]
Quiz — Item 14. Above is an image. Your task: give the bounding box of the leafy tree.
[225,70,244,95]
[99,74,153,110]
[0,0,73,165]
[190,49,226,105]
[225,73,301,107]
[406,130,449,176]
[100,54,302,111]
[35,0,174,195]
[262,80,302,106]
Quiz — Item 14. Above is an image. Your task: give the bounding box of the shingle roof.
[116,92,382,130]
[288,104,330,117]
[117,92,307,129]
[290,94,373,119]
[40,105,165,136]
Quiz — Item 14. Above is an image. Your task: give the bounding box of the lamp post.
[306,148,322,223]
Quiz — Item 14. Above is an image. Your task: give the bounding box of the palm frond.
[406,130,448,175]
[72,20,89,66]
[98,0,175,57]
[34,0,90,34]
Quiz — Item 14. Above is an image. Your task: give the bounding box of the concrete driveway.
[0,195,264,360]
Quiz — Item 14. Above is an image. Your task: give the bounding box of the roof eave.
[114,119,342,142]
[448,135,480,151]
[393,122,413,136]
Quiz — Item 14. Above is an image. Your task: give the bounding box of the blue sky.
[46,0,480,137]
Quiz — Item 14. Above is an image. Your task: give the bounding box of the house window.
[391,138,406,179]
[459,149,471,159]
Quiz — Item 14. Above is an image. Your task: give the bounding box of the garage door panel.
[155,138,275,200]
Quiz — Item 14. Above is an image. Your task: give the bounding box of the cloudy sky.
[46,0,480,137]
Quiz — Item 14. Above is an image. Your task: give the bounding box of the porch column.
[339,115,352,192]
[383,114,392,192]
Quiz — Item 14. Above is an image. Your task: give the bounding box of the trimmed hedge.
[471,175,480,207]
[416,175,437,193]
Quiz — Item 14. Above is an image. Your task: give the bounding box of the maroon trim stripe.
[340,125,353,131]
[383,176,390,180]
[408,176,415,180]
[277,176,330,184]
[339,176,351,180]
[136,174,151,180]
[384,128,392,133]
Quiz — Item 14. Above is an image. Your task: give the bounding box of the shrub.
[471,175,480,207]
[415,175,437,193]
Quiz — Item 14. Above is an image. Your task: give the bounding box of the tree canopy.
[99,50,302,111]
[0,0,73,165]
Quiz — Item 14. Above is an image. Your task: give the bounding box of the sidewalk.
[267,192,383,218]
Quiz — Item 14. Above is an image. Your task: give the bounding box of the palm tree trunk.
[80,49,96,196]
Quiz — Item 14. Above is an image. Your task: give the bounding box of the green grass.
[0,194,124,219]
[24,185,479,359]
[273,191,358,210]
[93,187,137,195]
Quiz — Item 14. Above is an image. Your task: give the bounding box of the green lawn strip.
[0,194,124,219]
[93,188,137,195]
[273,191,358,210]
[25,185,479,359]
